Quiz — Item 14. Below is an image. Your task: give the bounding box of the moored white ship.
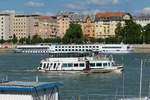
[37,55,123,73]
[15,43,133,54]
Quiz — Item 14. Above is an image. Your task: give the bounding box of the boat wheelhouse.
[37,55,123,73]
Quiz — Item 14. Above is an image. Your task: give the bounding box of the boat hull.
[38,66,123,74]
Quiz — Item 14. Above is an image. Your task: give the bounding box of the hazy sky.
[0,0,150,15]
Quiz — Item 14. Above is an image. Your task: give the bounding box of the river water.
[0,53,150,100]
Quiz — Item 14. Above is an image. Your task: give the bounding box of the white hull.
[15,44,133,54]
[38,66,123,74]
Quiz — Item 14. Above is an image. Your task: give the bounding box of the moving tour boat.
[15,43,133,54]
[37,55,123,73]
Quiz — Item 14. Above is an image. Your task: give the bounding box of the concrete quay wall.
[132,44,150,53]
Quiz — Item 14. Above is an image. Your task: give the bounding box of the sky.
[0,0,150,15]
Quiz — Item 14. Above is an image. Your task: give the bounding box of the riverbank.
[132,44,150,53]
[0,48,14,53]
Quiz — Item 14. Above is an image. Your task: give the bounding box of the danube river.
[0,53,150,100]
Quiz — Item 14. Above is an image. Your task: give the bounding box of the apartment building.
[133,16,150,27]
[81,16,95,38]
[12,14,39,39]
[95,12,131,38]
[35,16,58,39]
[57,14,70,38]
[0,14,11,40]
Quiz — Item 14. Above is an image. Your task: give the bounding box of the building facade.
[0,14,11,40]
[133,16,150,27]
[12,14,39,40]
[81,16,95,38]
[95,12,131,38]
[57,14,70,38]
[35,16,58,39]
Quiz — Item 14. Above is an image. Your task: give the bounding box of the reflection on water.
[0,53,150,99]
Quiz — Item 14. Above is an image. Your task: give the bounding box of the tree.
[25,36,31,44]
[115,20,143,44]
[43,37,61,43]
[143,24,150,43]
[12,34,18,44]
[31,35,43,44]
[115,22,124,42]
[19,37,26,44]
[62,23,84,44]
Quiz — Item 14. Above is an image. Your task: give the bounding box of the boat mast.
[139,59,143,100]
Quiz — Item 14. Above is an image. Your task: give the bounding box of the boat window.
[53,63,56,69]
[62,49,64,51]
[62,63,67,67]
[103,63,107,66]
[68,63,73,67]
[40,63,42,67]
[43,63,46,68]
[47,63,49,68]
[90,63,95,67]
[96,63,102,66]
[80,63,84,67]
[108,63,110,66]
[74,63,78,67]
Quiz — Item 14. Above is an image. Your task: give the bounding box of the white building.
[0,81,62,100]
[133,16,150,27]
[0,14,11,40]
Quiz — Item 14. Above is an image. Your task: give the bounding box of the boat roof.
[0,81,63,92]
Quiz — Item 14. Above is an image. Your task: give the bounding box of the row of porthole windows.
[55,49,98,52]
[55,46,99,48]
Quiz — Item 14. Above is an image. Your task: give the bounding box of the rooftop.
[96,12,127,18]
[0,81,63,92]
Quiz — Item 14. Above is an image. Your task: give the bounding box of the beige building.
[35,16,58,39]
[0,14,11,40]
[57,15,70,38]
[95,12,131,38]
[12,14,39,39]
[81,16,95,38]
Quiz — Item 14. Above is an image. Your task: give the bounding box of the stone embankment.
[132,44,150,53]
[0,48,14,53]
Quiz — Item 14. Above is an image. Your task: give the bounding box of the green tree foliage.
[19,38,26,44]
[25,36,31,44]
[115,20,143,44]
[143,24,150,43]
[12,34,18,44]
[62,23,84,44]
[43,37,61,43]
[31,35,43,44]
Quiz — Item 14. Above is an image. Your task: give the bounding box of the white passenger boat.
[15,44,133,54]
[37,55,123,73]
